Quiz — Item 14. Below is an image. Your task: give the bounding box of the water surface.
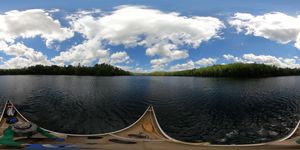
[0,75,299,144]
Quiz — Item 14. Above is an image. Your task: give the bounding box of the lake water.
[0,75,299,144]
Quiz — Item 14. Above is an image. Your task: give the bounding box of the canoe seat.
[87,136,103,139]
[128,132,149,139]
[85,136,103,144]
[109,139,136,144]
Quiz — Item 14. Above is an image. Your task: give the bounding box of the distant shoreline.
[0,63,299,78]
[0,63,130,76]
[138,63,300,78]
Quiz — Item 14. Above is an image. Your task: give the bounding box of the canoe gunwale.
[41,106,156,137]
[151,106,211,146]
[273,120,300,142]
[0,100,8,124]
[1,100,300,147]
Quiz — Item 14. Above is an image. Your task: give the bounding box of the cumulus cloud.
[52,10,109,66]
[148,44,189,70]
[229,12,300,49]
[54,6,224,69]
[0,9,74,68]
[116,65,150,73]
[170,53,300,71]
[242,53,300,68]
[150,58,170,70]
[170,57,217,71]
[170,60,195,71]
[0,9,74,47]
[0,42,51,68]
[223,54,245,62]
[195,57,217,66]
[100,6,224,69]
[223,53,300,68]
[97,6,224,46]
[51,39,109,66]
[110,51,130,64]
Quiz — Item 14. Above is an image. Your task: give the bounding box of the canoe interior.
[0,100,299,149]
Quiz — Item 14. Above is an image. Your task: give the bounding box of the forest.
[0,63,300,77]
[144,63,300,77]
[0,63,130,76]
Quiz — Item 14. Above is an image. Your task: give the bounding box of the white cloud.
[229,12,300,50]
[116,65,150,73]
[51,39,109,66]
[222,53,300,68]
[75,9,102,16]
[110,51,130,64]
[243,53,300,68]
[150,58,169,70]
[170,54,300,71]
[100,6,224,69]
[169,57,218,71]
[223,54,245,62]
[97,6,224,47]
[0,42,51,68]
[170,57,218,71]
[148,44,189,70]
[1,57,37,69]
[146,44,188,59]
[56,6,224,69]
[134,67,149,73]
[195,57,217,66]
[0,9,74,47]
[0,9,64,68]
[170,60,195,71]
[52,10,108,66]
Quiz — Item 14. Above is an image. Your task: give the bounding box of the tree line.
[0,63,130,76]
[1,63,300,77]
[145,63,300,77]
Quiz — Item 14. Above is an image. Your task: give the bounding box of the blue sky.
[0,0,300,72]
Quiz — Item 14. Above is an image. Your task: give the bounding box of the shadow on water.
[0,75,299,144]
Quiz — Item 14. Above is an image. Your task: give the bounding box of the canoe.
[0,100,181,148]
[0,100,299,149]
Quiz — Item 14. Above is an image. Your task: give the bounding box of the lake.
[0,75,299,144]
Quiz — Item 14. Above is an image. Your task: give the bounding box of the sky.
[1,0,300,72]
